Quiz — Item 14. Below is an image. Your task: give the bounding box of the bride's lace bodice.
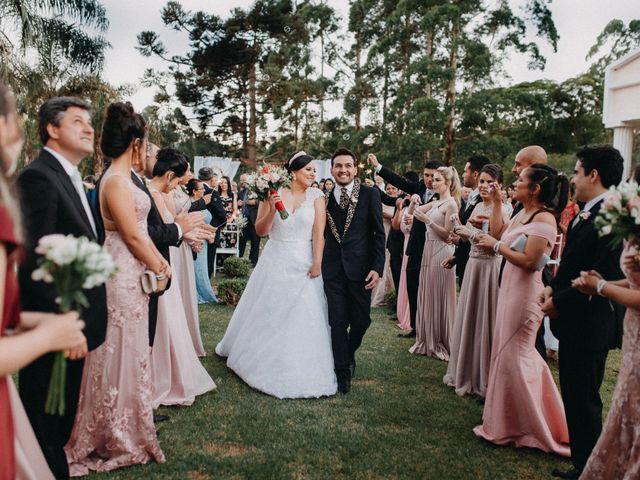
[269,187,324,242]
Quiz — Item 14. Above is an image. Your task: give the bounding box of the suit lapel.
[567,200,603,242]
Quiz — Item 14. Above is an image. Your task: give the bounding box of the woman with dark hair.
[187,178,218,304]
[66,102,168,473]
[324,178,335,193]
[473,163,570,456]
[444,164,509,397]
[148,148,215,407]
[218,175,237,223]
[216,151,337,398]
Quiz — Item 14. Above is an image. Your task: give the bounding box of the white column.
[613,126,635,181]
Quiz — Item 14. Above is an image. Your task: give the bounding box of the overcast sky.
[99,0,639,111]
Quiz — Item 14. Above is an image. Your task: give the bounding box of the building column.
[614,126,635,181]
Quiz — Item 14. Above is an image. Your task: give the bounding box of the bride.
[215,152,337,398]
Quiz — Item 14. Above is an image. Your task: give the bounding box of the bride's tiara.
[288,151,313,166]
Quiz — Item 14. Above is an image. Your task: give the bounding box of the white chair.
[213,222,240,277]
[546,233,564,276]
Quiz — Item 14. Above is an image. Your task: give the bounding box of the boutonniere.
[579,211,591,221]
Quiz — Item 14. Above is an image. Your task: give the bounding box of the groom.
[323,148,386,393]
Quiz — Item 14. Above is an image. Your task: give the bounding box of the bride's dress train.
[215,187,337,399]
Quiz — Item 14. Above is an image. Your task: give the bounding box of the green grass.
[100,304,621,480]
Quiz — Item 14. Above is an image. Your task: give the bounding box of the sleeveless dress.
[173,188,206,355]
[371,204,395,306]
[473,218,570,456]
[444,202,503,397]
[580,242,640,479]
[397,208,412,331]
[194,208,218,304]
[410,198,457,360]
[150,188,215,407]
[65,179,165,475]
[215,187,337,399]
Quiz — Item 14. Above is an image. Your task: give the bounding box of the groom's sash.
[326,179,360,245]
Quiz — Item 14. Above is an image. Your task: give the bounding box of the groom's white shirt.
[333,180,355,203]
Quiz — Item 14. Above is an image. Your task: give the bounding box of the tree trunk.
[443,21,459,165]
[247,61,258,168]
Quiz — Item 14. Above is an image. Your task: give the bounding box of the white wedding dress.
[215,187,337,398]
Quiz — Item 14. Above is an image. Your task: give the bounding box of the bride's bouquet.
[594,181,640,248]
[31,234,117,415]
[246,164,291,220]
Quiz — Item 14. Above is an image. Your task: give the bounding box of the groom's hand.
[364,270,380,290]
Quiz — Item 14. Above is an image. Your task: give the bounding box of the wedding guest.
[374,173,385,191]
[148,149,216,407]
[65,102,167,474]
[571,234,640,479]
[0,83,86,480]
[371,183,397,306]
[187,178,218,303]
[16,96,108,478]
[368,153,444,338]
[231,180,238,194]
[473,163,570,456]
[539,145,625,479]
[558,183,579,251]
[387,173,418,293]
[311,180,320,188]
[363,177,375,188]
[198,167,227,277]
[219,175,238,223]
[395,197,413,331]
[444,164,508,397]
[238,173,260,267]
[319,178,326,191]
[409,166,460,360]
[324,178,335,194]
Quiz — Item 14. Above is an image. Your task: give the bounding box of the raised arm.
[255,193,279,237]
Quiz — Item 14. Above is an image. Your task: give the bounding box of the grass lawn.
[100,303,621,480]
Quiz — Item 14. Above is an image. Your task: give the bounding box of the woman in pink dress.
[148,149,216,408]
[410,167,460,360]
[473,163,570,456]
[572,244,640,479]
[394,197,413,331]
[66,103,169,474]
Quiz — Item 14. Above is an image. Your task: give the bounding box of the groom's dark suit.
[549,198,624,473]
[323,181,385,383]
[17,148,108,479]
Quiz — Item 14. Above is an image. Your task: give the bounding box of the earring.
[293,174,297,181]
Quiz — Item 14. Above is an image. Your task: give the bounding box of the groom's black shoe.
[398,330,416,338]
[551,467,581,479]
[154,414,169,423]
[337,371,351,394]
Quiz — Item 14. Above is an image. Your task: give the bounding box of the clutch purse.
[141,270,168,294]
[509,234,550,271]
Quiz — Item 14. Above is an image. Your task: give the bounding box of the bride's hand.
[308,263,321,279]
[268,192,282,211]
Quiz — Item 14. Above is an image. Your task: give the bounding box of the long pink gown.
[150,189,216,408]
[580,243,640,479]
[371,204,395,306]
[410,198,456,360]
[65,180,165,475]
[473,219,570,457]
[397,208,411,331]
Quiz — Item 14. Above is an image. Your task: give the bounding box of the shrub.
[222,256,251,278]
[217,278,248,306]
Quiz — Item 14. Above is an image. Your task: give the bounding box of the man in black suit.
[442,155,490,285]
[238,173,260,266]
[540,145,625,479]
[368,153,444,337]
[17,97,107,479]
[198,167,228,277]
[323,148,385,393]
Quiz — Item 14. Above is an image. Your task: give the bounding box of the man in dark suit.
[540,145,625,479]
[323,148,386,394]
[368,153,444,337]
[238,173,260,266]
[441,155,490,285]
[198,167,227,277]
[17,97,107,479]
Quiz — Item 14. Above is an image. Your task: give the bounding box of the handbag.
[509,234,550,271]
[141,270,168,294]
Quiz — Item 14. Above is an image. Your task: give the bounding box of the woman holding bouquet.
[216,152,337,398]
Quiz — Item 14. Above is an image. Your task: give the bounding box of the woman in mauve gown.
[444,164,509,398]
[572,243,640,479]
[473,163,570,457]
[396,200,412,331]
[66,102,169,475]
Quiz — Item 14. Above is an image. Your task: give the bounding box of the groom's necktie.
[339,187,349,210]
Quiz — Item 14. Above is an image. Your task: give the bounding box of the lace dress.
[580,242,640,479]
[65,179,165,475]
[216,187,337,398]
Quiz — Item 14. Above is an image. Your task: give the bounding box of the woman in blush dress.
[444,164,509,397]
[187,178,218,304]
[371,183,397,306]
[409,166,460,360]
[473,164,570,456]
[394,197,412,331]
[148,149,216,407]
[571,249,640,478]
[66,102,169,474]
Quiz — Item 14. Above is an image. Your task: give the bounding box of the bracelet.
[493,241,503,254]
[596,279,607,297]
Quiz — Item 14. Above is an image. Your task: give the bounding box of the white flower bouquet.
[594,181,640,248]
[31,234,117,415]
[246,164,291,219]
